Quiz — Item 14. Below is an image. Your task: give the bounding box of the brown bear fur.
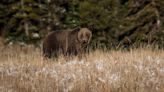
[42,27,92,58]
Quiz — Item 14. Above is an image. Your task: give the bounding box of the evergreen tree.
[0,0,163,48]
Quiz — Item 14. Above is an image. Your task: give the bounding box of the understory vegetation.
[0,45,163,92]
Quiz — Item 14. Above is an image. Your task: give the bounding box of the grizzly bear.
[42,27,92,58]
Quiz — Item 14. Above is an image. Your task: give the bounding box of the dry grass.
[0,45,164,92]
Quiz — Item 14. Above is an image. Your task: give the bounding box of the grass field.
[0,45,164,92]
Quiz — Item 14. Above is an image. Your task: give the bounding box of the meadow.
[0,45,164,92]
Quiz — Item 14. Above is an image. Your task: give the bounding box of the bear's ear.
[72,27,81,32]
[77,28,83,43]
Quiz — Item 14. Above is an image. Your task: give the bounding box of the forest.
[0,0,164,49]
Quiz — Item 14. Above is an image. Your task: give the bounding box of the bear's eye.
[80,34,83,38]
[86,33,90,38]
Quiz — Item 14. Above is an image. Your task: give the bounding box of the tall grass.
[0,45,164,92]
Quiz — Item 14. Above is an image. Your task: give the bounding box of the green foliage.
[0,0,164,48]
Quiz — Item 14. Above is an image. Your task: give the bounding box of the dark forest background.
[0,0,164,49]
